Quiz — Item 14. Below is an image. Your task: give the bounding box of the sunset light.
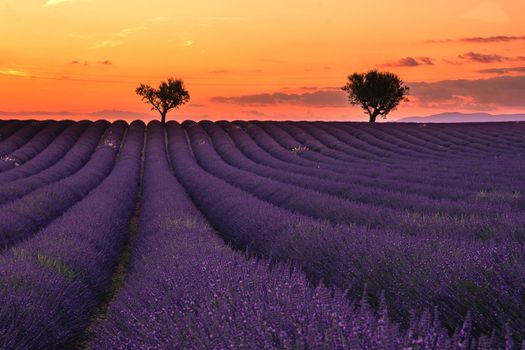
[1,0,525,120]
[2,2,525,348]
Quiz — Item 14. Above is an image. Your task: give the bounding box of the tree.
[136,78,190,124]
[341,70,409,123]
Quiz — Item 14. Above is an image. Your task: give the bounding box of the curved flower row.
[0,121,71,172]
[0,121,48,160]
[0,121,144,349]
[0,121,126,250]
[167,121,525,341]
[93,121,475,350]
[0,121,91,183]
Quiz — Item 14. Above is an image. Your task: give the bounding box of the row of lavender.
[190,121,525,242]
[236,122,524,236]
[92,121,508,349]
[244,121,524,194]
[0,119,524,348]
[0,121,126,249]
[0,121,144,348]
[166,121,524,341]
[223,121,523,222]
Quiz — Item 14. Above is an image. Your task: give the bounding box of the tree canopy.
[136,78,190,124]
[342,70,409,122]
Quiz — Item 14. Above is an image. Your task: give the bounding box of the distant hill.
[397,112,525,123]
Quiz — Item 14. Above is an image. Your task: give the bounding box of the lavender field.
[0,119,524,349]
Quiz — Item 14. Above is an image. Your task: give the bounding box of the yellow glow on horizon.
[44,0,76,7]
[0,69,30,77]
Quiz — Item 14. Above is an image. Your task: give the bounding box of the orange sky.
[1,0,525,121]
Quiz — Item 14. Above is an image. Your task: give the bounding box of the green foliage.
[342,70,409,122]
[136,78,190,123]
[36,254,77,279]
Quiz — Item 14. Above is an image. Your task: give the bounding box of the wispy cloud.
[460,35,525,43]
[383,57,434,67]
[44,0,76,7]
[114,26,148,38]
[0,68,30,77]
[477,66,525,74]
[183,40,194,47]
[77,24,150,50]
[458,52,508,63]
[0,110,154,120]
[242,110,267,117]
[426,35,525,44]
[89,110,153,119]
[411,75,525,109]
[0,111,73,116]
[89,40,123,50]
[212,90,348,107]
[70,60,111,66]
[457,52,525,63]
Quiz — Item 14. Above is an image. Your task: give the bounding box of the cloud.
[458,52,509,63]
[0,68,29,77]
[212,90,348,107]
[457,52,525,63]
[88,110,153,119]
[461,35,525,43]
[89,40,123,50]
[426,35,525,44]
[418,57,434,65]
[298,86,321,91]
[69,60,88,66]
[410,75,525,109]
[0,110,153,120]
[82,25,148,51]
[386,57,418,67]
[442,59,464,66]
[242,110,267,117]
[44,0,75,7]
[477,66,525,74]
[183,40,194,47]
[114,26,148,38]
[383,57,434,67]
[0,111,73,116]
[99,60,112,65]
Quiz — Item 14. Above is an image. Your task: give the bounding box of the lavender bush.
[0,119,523,349]
[0,121,144,349]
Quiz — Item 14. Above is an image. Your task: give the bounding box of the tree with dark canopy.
[342,70,409,123]
[136,78,190,124]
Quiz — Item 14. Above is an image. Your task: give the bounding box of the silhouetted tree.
[342,70,409,123]
[136,78,190,124]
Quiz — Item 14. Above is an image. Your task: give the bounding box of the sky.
[1,0,525,121]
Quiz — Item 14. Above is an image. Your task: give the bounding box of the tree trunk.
[161,112,167,125]
[368,114,377,123]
